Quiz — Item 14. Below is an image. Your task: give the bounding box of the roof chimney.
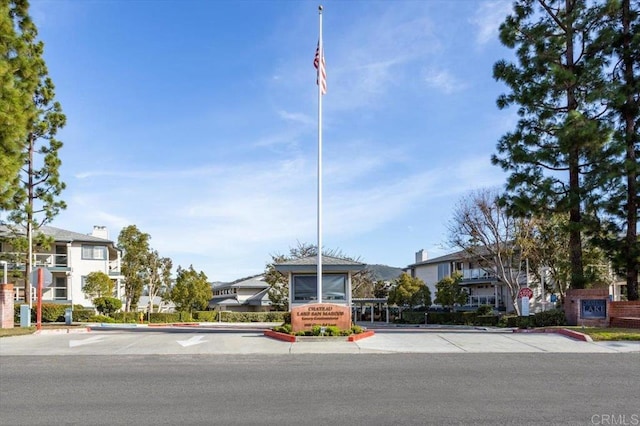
[415,249,428,263]
[91,226,109,239]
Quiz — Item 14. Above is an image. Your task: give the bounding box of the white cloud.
[470,1,513,46]
[423,68,467,94]
[277,110,314,126]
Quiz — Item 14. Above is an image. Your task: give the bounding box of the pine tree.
[2,0,66,303]
[588,0,639,300]
[492,0,611,289]
[0,0,38,207]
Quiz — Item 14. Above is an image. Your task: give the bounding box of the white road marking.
[177,335,207,348]
[69,336,106,348]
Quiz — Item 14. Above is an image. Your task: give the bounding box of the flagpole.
[317,4,323,304]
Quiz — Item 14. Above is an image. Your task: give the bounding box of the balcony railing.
[465,295,497,307]
[461,268,496,280]
[1,252,69,268]
[34,253,68,268]
[1,251,121,274]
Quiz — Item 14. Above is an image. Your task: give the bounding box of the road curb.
[35,327,92,335]
[512,328,593,342]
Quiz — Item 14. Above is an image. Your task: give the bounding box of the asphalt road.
[1,353,639,425]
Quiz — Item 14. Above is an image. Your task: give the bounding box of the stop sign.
[518,287,534,299]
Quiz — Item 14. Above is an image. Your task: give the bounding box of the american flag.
[314,41,326,95]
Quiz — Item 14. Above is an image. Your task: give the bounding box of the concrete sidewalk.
[2,323,638,355]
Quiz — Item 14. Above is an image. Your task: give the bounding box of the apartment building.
[405,249,521,312]
[0,225,123,307]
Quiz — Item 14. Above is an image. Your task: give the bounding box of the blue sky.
[30,0,516,282]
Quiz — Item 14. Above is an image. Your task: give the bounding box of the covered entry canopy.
[274,255,366,311]
[274,255,366,273]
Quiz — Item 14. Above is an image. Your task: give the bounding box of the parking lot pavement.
[1,327,638,355]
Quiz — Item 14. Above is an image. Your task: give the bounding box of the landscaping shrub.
[424,311,466,325]
[323,326,341,336]
[476,305,494,316]
[89,315,115,323]
[517,316,534,329]
[194,311,217,322]
[273,323,293,334]
[147,312,186,323]
[93,297,122,317]
[273,323,362,336]
[533,309,567,327]
[39,303,67,322]
[474,315,500,326]
[399,311,428,324]
[112,312,139,323]
[72,308,95,322]
[351,325,364,334]
[498,315,519,328]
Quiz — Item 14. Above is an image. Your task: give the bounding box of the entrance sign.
[291,303,351,333]
[581,299,607,319]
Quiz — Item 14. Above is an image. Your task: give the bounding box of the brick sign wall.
[564,288,610,327]
[291,303,351,332]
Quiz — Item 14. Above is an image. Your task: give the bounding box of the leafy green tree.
[388,273,431,310]
[118,225,150,311]
[93,297,122,317]
[81,271,114,300]
[144,250,172,313]
[265,253,289,311]
[434,273,468,311]
[1,0,66,303]
[169,265,211,313]
[492,0,612,290]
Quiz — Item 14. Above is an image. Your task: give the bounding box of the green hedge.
[13,303,65,322]
[532,309,567,327]
[11,303,98,323]
[497,310,567,328]
[193,311,217,322]
[72,308,95,321]
[399,311,501,326]
[218,311,287,323]
[111,312,140,323]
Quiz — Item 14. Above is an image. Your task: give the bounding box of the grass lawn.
[564,327,640,341]
[0,323,86,338]
[0,327,36,338]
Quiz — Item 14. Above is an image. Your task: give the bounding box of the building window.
[292,274,347,302]
[53,276,67,300]
[437,263,450,281]
[82,245,107,260]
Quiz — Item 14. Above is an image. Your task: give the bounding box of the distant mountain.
[365,264,404,281]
